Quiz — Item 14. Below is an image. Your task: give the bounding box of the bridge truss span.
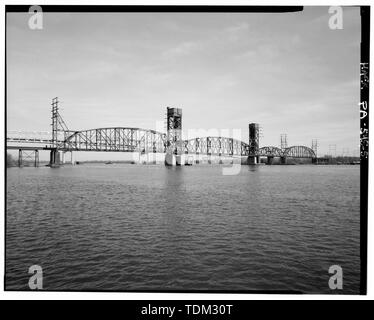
[61,127,166,153]
[258,146,283,157]
[258,145,316,159]
[184,137,249,156]
[283,145,316,158]
[7,98,318,166]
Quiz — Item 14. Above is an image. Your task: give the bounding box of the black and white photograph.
[4,5,369,295]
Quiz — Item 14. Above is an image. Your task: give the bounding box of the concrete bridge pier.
[185,154,194,165]
[176,154,185,166]
[70,151,75,165]
[139,152,146,164]
[247,155,257,165]
[312,157,317,164]
[218,154,223,164]
[280,156,287,165]
[267,156,274,165]
[207,154,212,164]
[132,151,140,164]
[140,152,158,164]
[195,153,201,164]
[148,152,157,164]
[61,151,65,164]
[61,151,75,165]
[165,153,185,166]
[49,149,60,167]
[165,153,175,166]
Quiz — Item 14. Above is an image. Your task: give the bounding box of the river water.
[6,164,360,293]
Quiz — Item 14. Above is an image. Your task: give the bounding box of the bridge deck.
[7,145,54,151]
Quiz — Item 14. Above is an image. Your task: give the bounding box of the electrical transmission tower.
[51,97,70,148]
[312,139,318,157]
[328,144,337,158]
[342,148,350,157]
[280,134,288,150]
[258,126,264,139]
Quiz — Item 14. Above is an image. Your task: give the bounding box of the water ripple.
[6,165,360,293]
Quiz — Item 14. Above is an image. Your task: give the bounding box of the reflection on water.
[6,164,360,293]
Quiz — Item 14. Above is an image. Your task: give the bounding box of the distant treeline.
[76,160,136,164]
[321,156,360,163]
[7,153,16,167]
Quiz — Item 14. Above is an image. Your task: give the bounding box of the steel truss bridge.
[7,98,317,166]
[7,128,316,157]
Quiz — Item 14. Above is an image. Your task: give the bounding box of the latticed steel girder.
[184,137,250,156]
[259,145,316,158]
[61,130,253,156]
[60,127,167,153]
[283,145,316,158]
[258,146,283,157]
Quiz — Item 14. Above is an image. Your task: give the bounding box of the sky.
[7,7,361,158]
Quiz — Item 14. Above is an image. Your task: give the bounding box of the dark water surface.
[6,164,360,293]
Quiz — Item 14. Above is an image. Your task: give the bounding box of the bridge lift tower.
[165,107,184,166]
[280,133,288,164]
[50,97,72,167]
[248,123,260,164]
